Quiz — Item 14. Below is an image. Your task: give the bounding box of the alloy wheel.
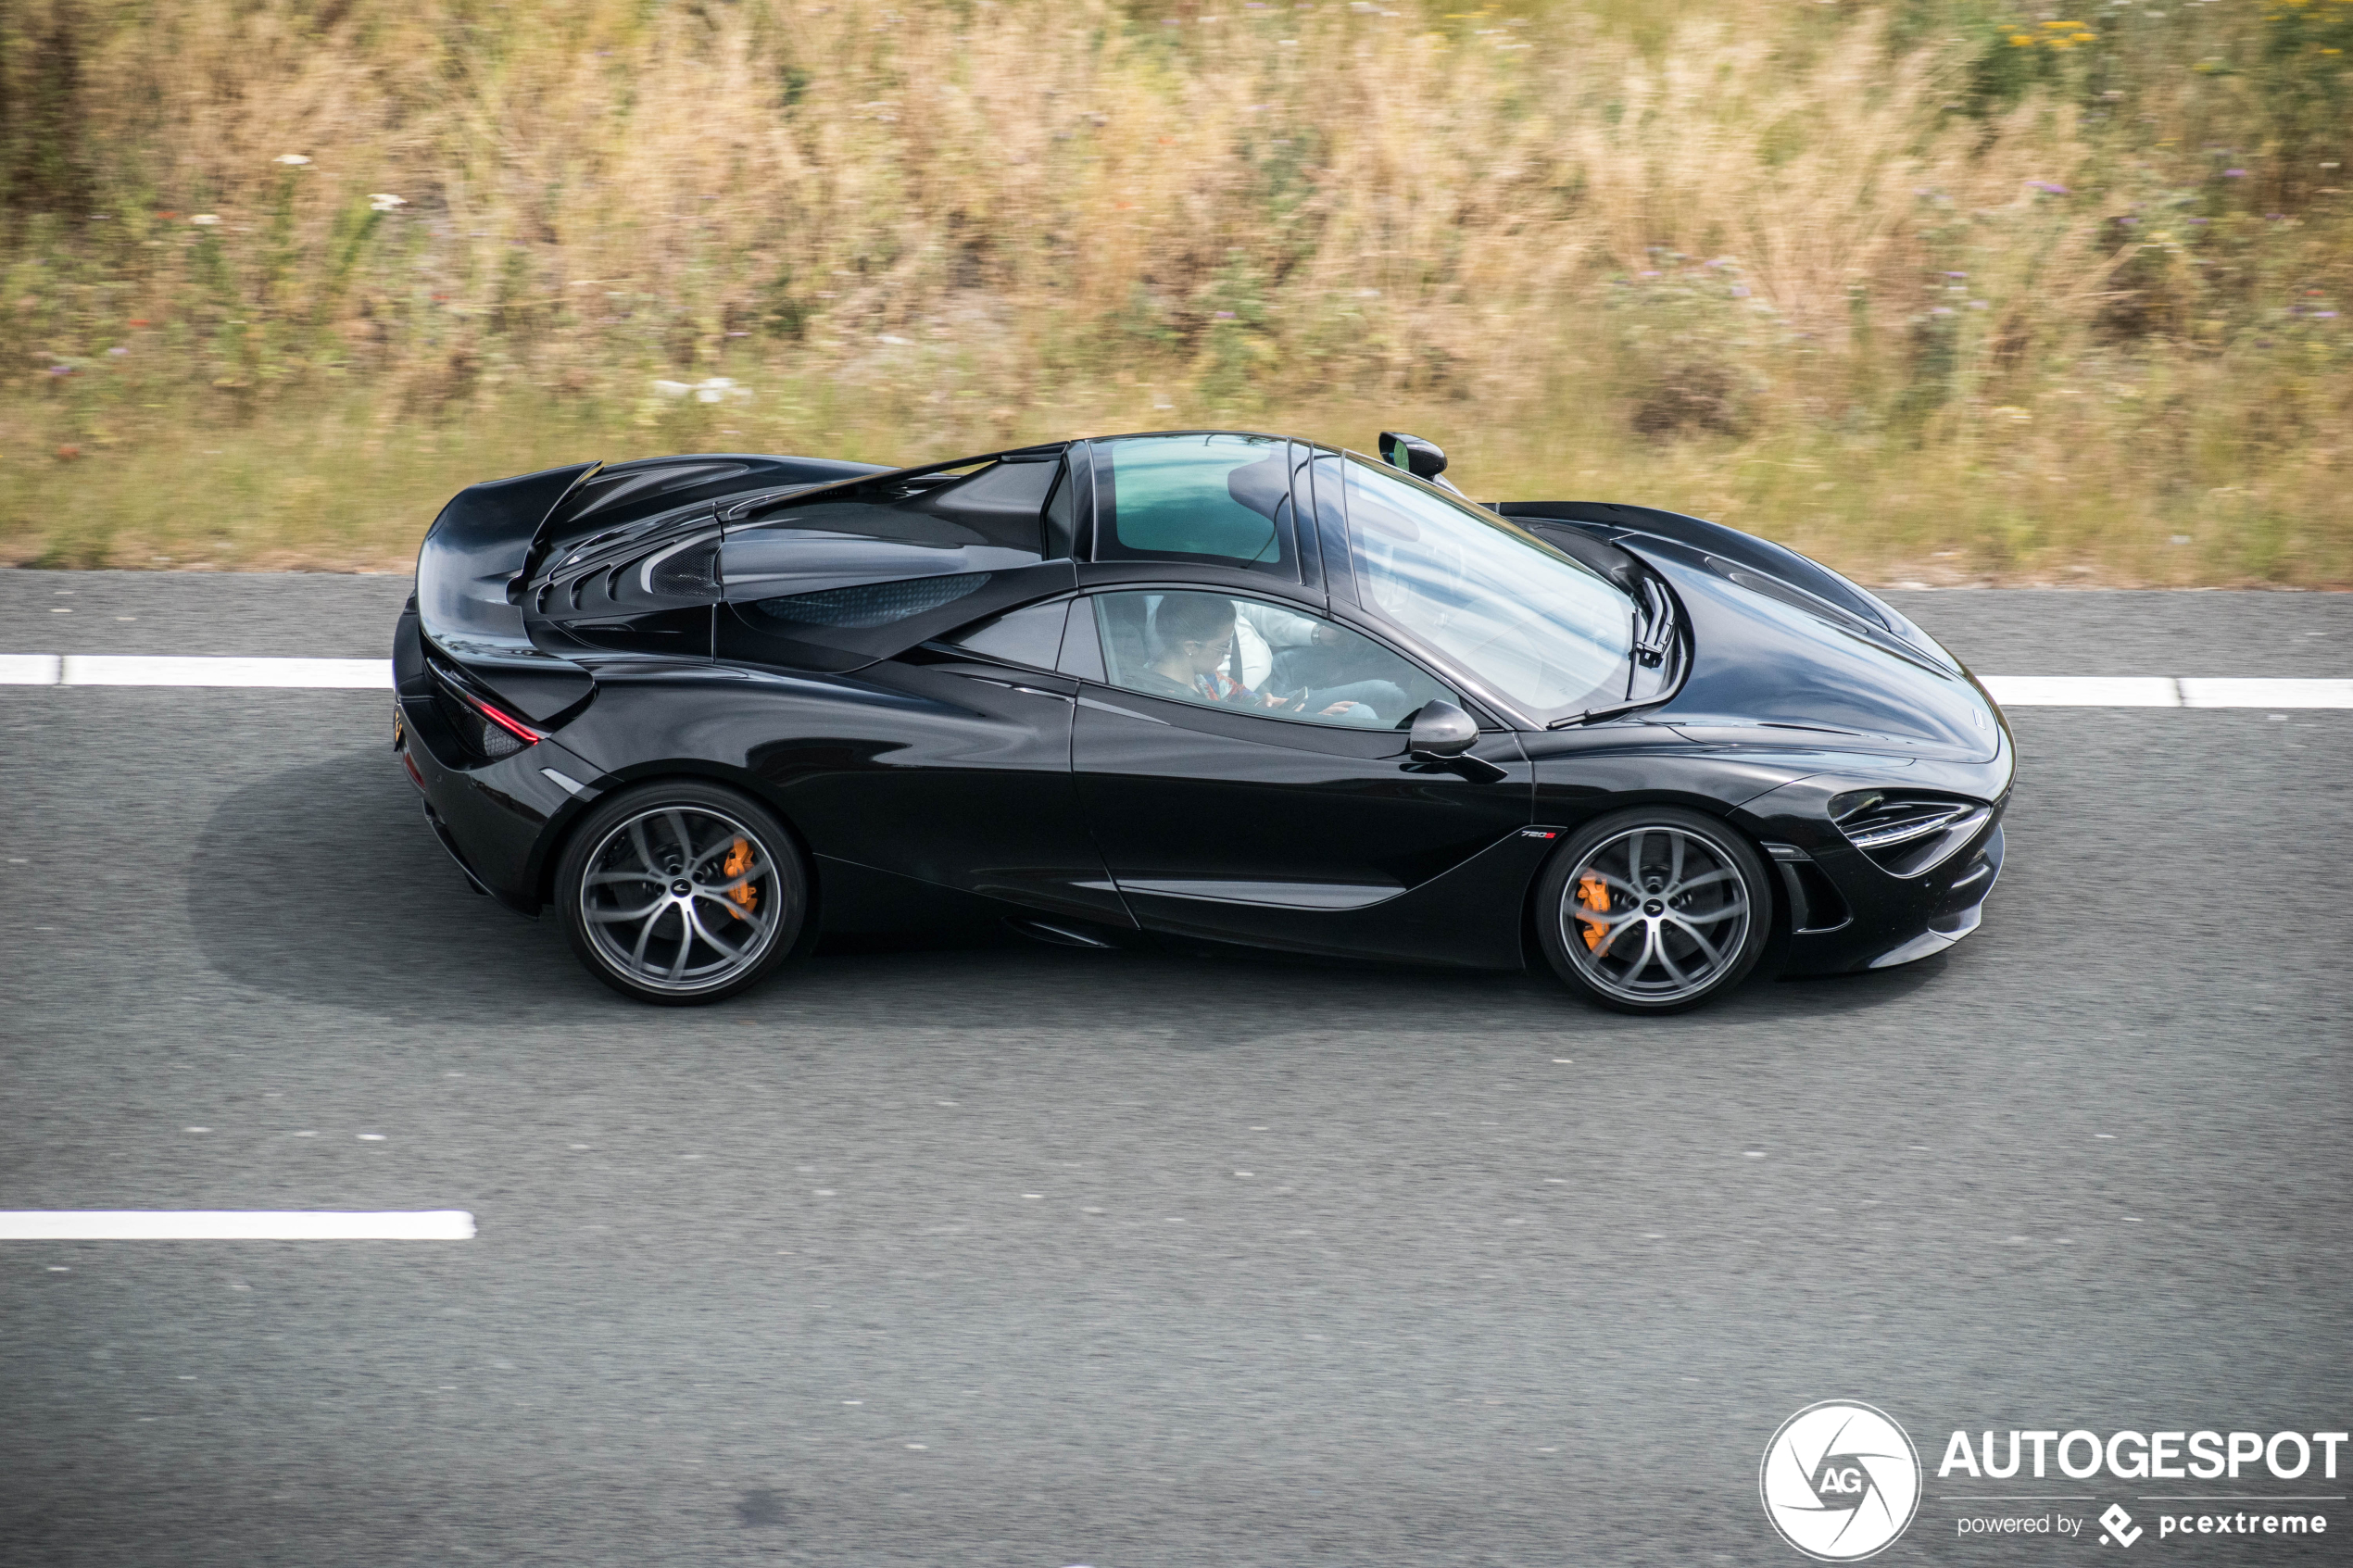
[576,805,786,995]
[1558,824,1754,1007]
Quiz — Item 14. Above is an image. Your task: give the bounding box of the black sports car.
[394,429,2010,1012]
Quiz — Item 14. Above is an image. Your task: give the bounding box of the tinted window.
[1091,590,1452,730]
[1090,434,1297,576]
[939,598,1070,669]
[1342,457,1632,721]
[724,457,1060,600]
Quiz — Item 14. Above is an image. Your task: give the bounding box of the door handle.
[1402,755,1511,784]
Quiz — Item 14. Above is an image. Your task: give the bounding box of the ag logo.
[1759,1400,1923,1562]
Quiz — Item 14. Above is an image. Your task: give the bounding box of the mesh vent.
[752,572,990,629]
[649,538,721,598]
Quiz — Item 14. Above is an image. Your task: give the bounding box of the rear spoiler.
[415,463,601,722]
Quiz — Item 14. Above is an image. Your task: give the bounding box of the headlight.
[1830,790,1991,877]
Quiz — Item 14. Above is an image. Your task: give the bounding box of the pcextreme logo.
[1760,1401,1925,1562]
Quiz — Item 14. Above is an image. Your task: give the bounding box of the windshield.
[1339,455,1634,722]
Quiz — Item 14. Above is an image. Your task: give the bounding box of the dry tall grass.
[1,0,2347,583]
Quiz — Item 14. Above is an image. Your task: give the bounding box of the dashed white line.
[0,654,390,687]
[1977,675,2183,708]
[2179,676,2353,709]
[65,655,391,688]
[0,1210,475,1240]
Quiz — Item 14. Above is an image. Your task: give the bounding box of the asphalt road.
[1,573,2348,1567]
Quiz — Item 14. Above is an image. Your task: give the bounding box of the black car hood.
[1629,548,2002,763]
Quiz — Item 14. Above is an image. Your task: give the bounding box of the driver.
[1142,594,1400,725]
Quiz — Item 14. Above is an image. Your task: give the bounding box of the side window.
[1088,434,1298,578]
[1088,590,1454,731]
[937,597,1070,670]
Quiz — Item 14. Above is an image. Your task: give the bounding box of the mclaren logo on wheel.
[1760,1400,1924,1562]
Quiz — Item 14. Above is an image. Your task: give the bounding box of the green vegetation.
[1,0,2347,583]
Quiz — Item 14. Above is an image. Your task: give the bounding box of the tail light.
[1830,791,1991,878]
[427,658,544,763]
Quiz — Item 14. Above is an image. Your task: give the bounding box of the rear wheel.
[1535,807,1769,1015]
[555,781,808,1005]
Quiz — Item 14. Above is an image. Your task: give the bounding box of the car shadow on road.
[192,746,1955,1035]
[188,746,583,1018]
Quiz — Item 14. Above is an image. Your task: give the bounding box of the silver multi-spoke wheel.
[1558,823,1755,1008]
[576,805,787,996]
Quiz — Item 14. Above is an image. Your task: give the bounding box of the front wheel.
[554,781,809,1005]
[1535,807,1770,1015]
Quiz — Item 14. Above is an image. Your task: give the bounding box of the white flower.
[368,194,407,212]
[655,377,752,403]
[190,214,221,226]
[274,154,311,166]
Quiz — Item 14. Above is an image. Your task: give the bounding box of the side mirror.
[1378,431,1448,483]
[1406,699,1478,759]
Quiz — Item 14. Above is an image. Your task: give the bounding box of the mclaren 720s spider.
[393,428,2010,1012]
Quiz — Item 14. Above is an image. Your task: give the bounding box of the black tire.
[1534,805,1771,1015]
[554,780,810,1006]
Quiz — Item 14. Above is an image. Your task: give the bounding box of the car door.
[828,637,1126,927]
[1059,585,1531,952]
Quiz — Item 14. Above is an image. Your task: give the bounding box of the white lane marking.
[0,1210,475,1240]
[1978,675,2181,707]
[0,658,2346,708]
[2181,676,2353,709]
[59,655,393,688]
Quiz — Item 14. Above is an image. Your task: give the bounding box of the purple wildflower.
[2223,169,2247,178]
[2029,181,2070,195]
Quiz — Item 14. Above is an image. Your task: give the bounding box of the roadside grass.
[7,368,2341,586]
[0,0,2347,583]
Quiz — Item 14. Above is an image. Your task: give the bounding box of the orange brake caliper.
[723,837,759,921]
[1575,875,1611,950]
